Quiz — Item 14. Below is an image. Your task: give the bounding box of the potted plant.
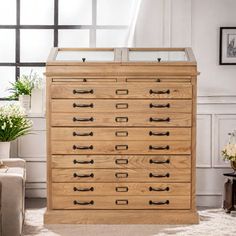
[0,104,32,159]
[222,130,236,172]
[8,71,39,111]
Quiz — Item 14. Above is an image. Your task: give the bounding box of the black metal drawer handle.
[149,173,170,178]
[115,131,128,137]
[149,89,170,95]
[73,131,93,136]
[149,187,170,192]
[115,145,128,150]
[73,200,94,205]
[73,117,94,122]
[73,89,93,94]
[116,103,129,109]
[149,131,169,136]
[73,159,94,164]
[115,172,128,178]
[149,117,170,122]
[149,145,169,150]
[115,117,128,123]
[150,103,170,108]
[73,187,94,192]
[115,159,128,165]
[73,145,93,150]
[116,89,129,95]
[149,200,169,205]
[149,159,170,164]
[116,187,129,192]
[73,173,94,178]
[73,103,94,108]
[116,200,128,205]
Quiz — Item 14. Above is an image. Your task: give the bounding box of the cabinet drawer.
[51,83,192,99]
[51,127,191,141]
[51,112,192,127]
[52,168,190,183]
[52,183,191,196]
[52,196,190,210]
[51,99,192,113]
[51,140,191,155]
[51,155,191,169]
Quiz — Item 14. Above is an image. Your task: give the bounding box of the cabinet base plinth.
[44,210,199,224]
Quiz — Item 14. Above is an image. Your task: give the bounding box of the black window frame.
[0,0,128,100]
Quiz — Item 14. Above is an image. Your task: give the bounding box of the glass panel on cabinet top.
[55,49,115,62]
[128,49,188,62]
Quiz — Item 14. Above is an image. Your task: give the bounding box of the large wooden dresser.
[44,48,199,224]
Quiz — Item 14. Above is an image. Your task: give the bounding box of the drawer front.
[51,99,192,113]
[51,140,191,155]
[52,196,190,210]
[52,183,191,196]
[51,113,192,127]
[51,155,191,169]
[52,168,191,183]
[51,127,191,141]
[51,83,192,99]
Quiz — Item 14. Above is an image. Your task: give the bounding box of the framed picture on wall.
[220,27,236,65]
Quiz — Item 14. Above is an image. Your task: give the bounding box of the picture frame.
[219,27,236,65]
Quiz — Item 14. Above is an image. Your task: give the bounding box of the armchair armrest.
[1,158,26,169]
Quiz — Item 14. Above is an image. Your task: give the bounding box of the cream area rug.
[23,208,236,236]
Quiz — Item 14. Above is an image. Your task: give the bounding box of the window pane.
[97,0,136,25]
[0,29,15,62]
[0,0,16,25]
[20,67,45,88]
[0,67,15,98]
[59,0,92,25]
[20,67,45,78]
[20,30,53,62]
[58,30,89,47]
[21,0,54,25]
[96,29,128,47]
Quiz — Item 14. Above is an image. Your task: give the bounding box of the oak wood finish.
[52,168,191,183]
[52,182,191,196]
[52,196,190,210]
[51,127,191,141]
[51,99,192,113]
[51,112,192,127]
[51,155,191,169]
[51,83,192,99]
[44,47,199,224]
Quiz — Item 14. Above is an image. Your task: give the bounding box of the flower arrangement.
[222,131,236,162]
[0,104,32,142]
[8,71,42,99]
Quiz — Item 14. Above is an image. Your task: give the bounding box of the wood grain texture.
[51,155,191,169]
[51,140,191,155]
[45,47,198,224]
[51,99,192,113]
[52,168,191,183]
[51,127,191,141]
[51,82,192,99]
[44,210,199,224]
[52,196,190,210]
[52,182,191,196]
[51,112,192,127]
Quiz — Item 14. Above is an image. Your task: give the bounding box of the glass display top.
[50,48,194,63]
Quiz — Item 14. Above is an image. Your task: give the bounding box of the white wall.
[134,0,236,207]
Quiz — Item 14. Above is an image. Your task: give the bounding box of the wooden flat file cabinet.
[44,48,199,224]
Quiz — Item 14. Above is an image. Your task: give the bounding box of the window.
[0,0,135,99]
